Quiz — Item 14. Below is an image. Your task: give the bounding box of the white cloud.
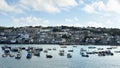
[83,0,120,14]
[83,4,97,13]
[19,0,78,13]
[0,0,23,14]
[0,0,78,14]
[83,1,105,14]
[12,16,50,26]
[106,0,120,13]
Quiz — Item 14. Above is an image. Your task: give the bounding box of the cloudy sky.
[0,0,120,28]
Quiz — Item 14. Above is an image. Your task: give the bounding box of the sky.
[0,0,120,28]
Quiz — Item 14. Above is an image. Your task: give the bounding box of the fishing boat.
[97,48,104,50]
[73,46,77,47]
[88,46,96,49]
[98,50,114,56]
[59,52,64,56]
[67,53,72,58]
[68,50,73,52]
[60,46,67,48]
[4,48,10,54]
[114,51,120,53]
[2,54,8,57]
[44,50,48,53]
[80,52,89,57]
[26,53,32,59]
[34,51,40,56]
[80,48,86,52]
[15,53,21,59]
[59,50,65,52]
[53,48,56,50]
[46,54,53,58]
[11,48,19,52]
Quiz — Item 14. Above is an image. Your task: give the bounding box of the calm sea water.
[0,44,120,68]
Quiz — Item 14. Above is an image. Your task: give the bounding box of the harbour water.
[0,44,120,68]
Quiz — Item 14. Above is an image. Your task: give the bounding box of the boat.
[35,47,43,51]
[19,47,26,50]
[44,50,48,53]
[114,51,120,53]
[15,53,21,59]
[46,54,53,58]
[105,50,114,56]
[26,53,32,59]
[98,50,114,56]
[98,52,106,56]
[68,50,73,52]
[80,52,89,57]
[60,46,67,48]
[1,46,6,50]
[59,50,65,52]
[67,53,72,58]
[53,48,56,50]
[97,48,104,50]
[73,45,77,47]
[59,52,64,56]
[34,51,40,56]
[106,47,112,50]
[80,48,86,52]
[88,47,96,49]
[86,51,95,54]
[4,48,10,54]
[2,54,8,57]
[111,46,117,49]
[48,48,52,51]
[11,48,19,52]
[1,46,11,50]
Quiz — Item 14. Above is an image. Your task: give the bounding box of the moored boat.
[67,53,72,58]
[2,54,8,57]
[46,54,53,58]
[26,53,32,59]
[15,53,22,59]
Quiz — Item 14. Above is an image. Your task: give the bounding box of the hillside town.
[0,26,120,45]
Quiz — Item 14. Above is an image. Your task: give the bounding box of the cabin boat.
[44,50,48,53]
[73,46,77,47]
[53,48,56,50]
[97,48,104,50]
[2,54,8,57]
[46,54,53,58]
[26,53,32,59]
[67,53,72,58]
[80,52,89,57]
[34,51,40,56]
[59,50,65,52]
[15,53,21,59]
[4,48,10,54]
[88,47,96,49]
[98,50,114,56]
[11,48,19,52]
[68,50,73,52]
[59,52,64,56]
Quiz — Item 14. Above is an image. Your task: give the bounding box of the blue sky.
[0,0,120,28]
